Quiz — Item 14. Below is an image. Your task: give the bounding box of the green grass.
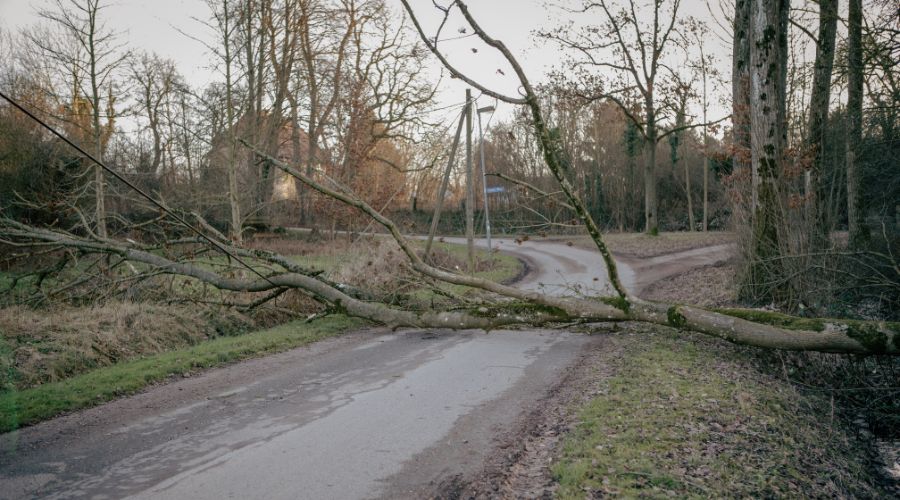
[288,252,349,271]
[552,328,887,498]
[0,315,363,433]
[431,241,522,283]
[0,272,13,290]
[389,240,523,306]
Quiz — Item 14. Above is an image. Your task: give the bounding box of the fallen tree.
[2,212,896,354]
[1,1,897,355]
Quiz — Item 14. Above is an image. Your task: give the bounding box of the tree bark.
[732,0,752,200]
[743,0,789,303]
[701,43,710,232]
[807,0,839,246]
[222,0,242,245]
[684,153,694,231]
[86,2,107,238]
[644,100,659,235]
[846,0,867,247]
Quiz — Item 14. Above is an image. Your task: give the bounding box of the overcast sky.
[0,0,734,125]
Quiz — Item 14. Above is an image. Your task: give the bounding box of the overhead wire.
[0,85,485,286]
[0,90,277,286]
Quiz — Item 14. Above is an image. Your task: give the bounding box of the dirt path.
[616,243,735,296]
[444,236,735,298]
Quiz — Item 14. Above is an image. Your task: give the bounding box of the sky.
[0,0,735,126]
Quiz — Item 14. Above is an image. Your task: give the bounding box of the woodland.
[0,2,898,494]
[0,0,898,448]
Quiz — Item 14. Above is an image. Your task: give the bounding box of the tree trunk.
[223,0,242,245]
[6,206,898,356]
[87,8,107,239]
[644,101,658,235]
[685,155,695,231]
[702,50,710,232]
[732,0,752,200]
[743,0,789,304]
[846,0,867,247]
[672,93,693,232]
[807,0,839,247]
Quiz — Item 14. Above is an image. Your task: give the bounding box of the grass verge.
[0,315,364,433]
[553,326,888,498]
[0,238,522,433]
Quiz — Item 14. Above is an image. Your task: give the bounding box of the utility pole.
[424,109,465,260]
[465,89,475,274]
[477,104,495,255]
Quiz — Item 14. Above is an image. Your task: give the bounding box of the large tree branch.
[4,216,896,355]
[0,218,569,330]
[656,114,731,141]
[398,0,527,105]
[452,0,629,299]
[239,140,625,320]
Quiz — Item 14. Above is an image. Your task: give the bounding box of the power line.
[0,90,277,286]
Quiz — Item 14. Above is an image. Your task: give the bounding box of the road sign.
[485,186,505,194]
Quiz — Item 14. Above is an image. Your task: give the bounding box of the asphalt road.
[0,239,731,500]
[442,236,734,296]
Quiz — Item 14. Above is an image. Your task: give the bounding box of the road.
[443,236,733,296]
[0,239,731,500]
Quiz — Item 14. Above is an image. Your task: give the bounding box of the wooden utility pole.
[424,109,466,260]
[465,89,475,274]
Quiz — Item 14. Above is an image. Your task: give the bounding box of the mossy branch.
[2,217,896,355]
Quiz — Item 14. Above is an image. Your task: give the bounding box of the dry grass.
[642,260,739,308]
[246,233,353,258]
[0,315,362,432]
[329,239,416,294]
[0,234,522,392]
[639,255,900,473]
[0,302,254,389]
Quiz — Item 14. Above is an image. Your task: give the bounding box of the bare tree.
[200,0,244,244]
[130,53,182,186]
[2,0,897,357]
[34,0,126,238]
[684,19,720,232]
[542,0,687,235]
[294,0,359,222]
[668,75,695,230]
